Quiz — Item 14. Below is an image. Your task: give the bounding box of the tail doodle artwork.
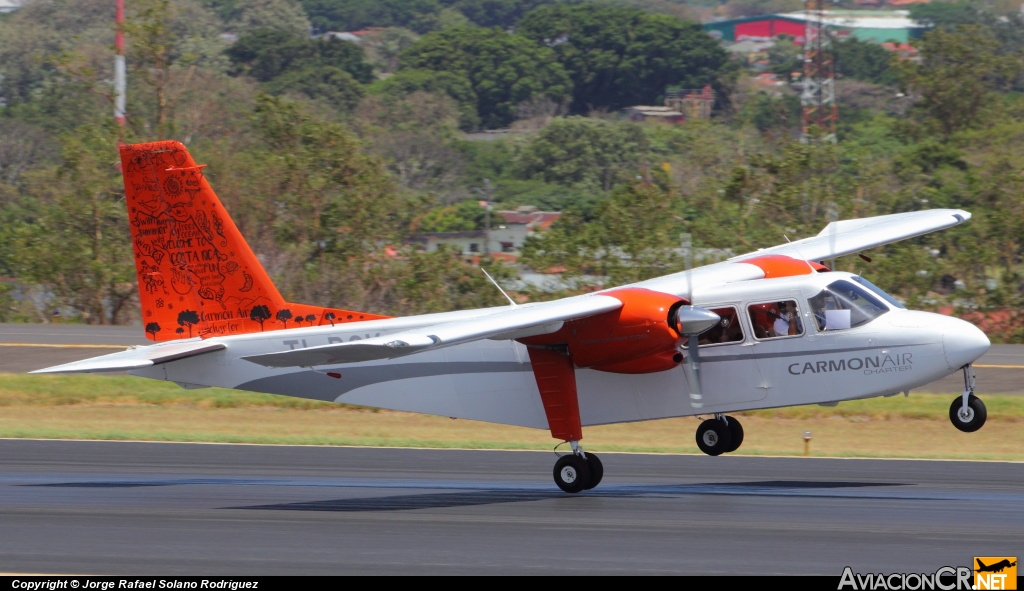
[121,141,388,341]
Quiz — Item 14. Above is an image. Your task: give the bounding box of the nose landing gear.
[696,414,744,456]
[950,364,987,432]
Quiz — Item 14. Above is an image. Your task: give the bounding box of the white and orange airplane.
[34,141,991,492]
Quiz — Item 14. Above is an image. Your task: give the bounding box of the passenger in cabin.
[748,303,779,339]
[772,300,802,337]
[748,301,803,338]
[698,308,744,345]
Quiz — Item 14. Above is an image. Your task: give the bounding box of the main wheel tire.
[949,394,987,433]
[553,455,591,493]
[725,417,744,453]
[695,419,733,456]
[584,453,604,490]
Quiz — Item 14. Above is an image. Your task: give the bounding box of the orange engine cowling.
[520,287,685,374]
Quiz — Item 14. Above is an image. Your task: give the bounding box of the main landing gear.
[695,414,744,456]
[949,364,987,433]
[553,440,604,493]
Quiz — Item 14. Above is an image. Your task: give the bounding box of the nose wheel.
[553,441,604,493]
[696,414,744,456]
[949,365,987,433]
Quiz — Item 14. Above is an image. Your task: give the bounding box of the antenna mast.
[801,0,837,143]
[114,0,126,129]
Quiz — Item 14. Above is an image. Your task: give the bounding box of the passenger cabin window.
[748,300,803,339]
[698,307,744,346]
[809,280,888,331]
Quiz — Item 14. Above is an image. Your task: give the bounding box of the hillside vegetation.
[1,1,1023,339]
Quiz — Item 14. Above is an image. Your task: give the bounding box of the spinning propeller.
[673,304,721,409]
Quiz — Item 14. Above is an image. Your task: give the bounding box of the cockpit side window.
[809,280,889,331]
[698,306,744,346]
[747,300,803,340]
[851,275,906,309]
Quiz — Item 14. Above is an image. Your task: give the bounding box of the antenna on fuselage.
[481,267,517,307]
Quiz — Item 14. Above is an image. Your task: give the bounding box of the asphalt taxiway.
[0,440,1020,575]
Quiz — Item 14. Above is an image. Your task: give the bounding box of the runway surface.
[0,440,1020,575]
[2,323,1022,393]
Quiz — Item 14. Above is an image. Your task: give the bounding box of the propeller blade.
[672,306,719,409]
[684,334,703,409]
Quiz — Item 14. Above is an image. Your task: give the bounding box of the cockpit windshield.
[851,275,906,309]
[808,280,889,331]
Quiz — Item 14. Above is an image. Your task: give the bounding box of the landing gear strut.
[949,364,986,433]
[553,440,604,493]
[696,414,744,456]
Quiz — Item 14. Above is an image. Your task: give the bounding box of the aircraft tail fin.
[120,141,387,341]
[977,559,987,569]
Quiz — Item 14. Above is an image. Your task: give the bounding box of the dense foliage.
[517,5,735,113]
[397,26,571,129]
[2,0,1024,343]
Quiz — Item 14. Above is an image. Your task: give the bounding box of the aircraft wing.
[30,340,226,374]
[243,294,623,368]
[730,209,971,263]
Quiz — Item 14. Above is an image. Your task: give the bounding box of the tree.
[521,180,688,288]
[354,91,467,192]
[398,26,571,129]
[909,2,987,29]
[324,311,336,326]
[898,26,1022,136]
[454,0,556,29]
[250,305,272,330]
[233,0,312,37]
[6,123,137,324]
[177,309,200,337]
[741,92,801,135]
[124,0,227,137]
[417,201,486,232]
[517,5,734,114]
[227,29,374,84]
[390,247,515,315]
[835,38,898,86]
[300,0,443,34]
[276,308,293,328]
[765,36,802,78]
[366,27,420,74]
[723,0,803,18]
[145,322,162,338]
[512,117,648,193]
[368,69,480,130]
[264,65,365,112]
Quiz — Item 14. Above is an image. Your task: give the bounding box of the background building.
[704,10,925,45]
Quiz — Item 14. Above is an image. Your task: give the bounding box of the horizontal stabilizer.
[30,340,226,374]
[243,294,624,368]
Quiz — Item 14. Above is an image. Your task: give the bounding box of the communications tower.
[801,0,837,143]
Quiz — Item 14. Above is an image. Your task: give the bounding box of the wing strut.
[526,347,583,442]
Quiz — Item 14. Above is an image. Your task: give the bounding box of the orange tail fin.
[121,141,388,341]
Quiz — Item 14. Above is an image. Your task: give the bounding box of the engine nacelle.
[521,287,690,374]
